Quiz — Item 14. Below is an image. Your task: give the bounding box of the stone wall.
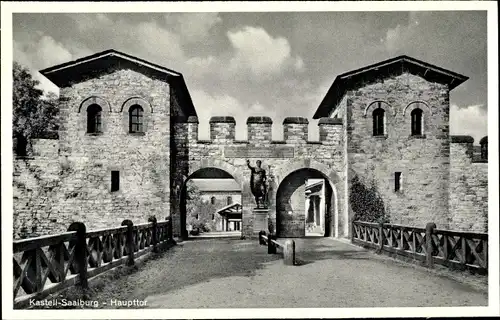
[13,68,174,239]
[13,140,60,238]
[344,72,451,228]
[13,64,488,240]
[56,68,171,231]
[171,116,346,239]
[449,137,488,232]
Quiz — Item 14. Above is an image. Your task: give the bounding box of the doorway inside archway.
[180,167,242,239]
[276,168,334,238]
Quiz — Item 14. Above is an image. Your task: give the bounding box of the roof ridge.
[40,48,182,77]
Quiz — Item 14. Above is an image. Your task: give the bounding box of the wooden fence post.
[121,220,135,266]
[67,222,88,289]
[284,240,295,265]
[268,233,277,254]
[148,216,158,253]
[425,222,436,268]
[377,222,384,253]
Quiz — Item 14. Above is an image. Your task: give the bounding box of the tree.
[13,62,59,156]
[185,181,219,233]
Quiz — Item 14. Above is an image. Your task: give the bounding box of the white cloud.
[450,104,488,144]
[185,56,218,76]
[190,90,277,140]
[13,35,76,95]
[133,21,184,61]
[385,24,402,52]
[166,13,222,42]
[227,26,303,77]
[36,36,73,67]
[190,90,245,140]
[73,13,113,32]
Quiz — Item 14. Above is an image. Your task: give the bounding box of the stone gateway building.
[12,49,488,240]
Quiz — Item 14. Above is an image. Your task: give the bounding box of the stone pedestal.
[252,208,269,235]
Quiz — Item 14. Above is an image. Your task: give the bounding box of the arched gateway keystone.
[36,49,471,240]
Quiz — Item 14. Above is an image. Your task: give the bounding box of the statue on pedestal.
[247,159,268,209]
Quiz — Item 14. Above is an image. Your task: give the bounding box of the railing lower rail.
[13,216,174,308]
[351,220,488,274]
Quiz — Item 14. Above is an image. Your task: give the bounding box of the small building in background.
[216,203,242,231]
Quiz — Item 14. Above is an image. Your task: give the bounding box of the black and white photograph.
[1,1,499,319]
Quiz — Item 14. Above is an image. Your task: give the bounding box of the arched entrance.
[179,167,242,239]
[275,168,335,238]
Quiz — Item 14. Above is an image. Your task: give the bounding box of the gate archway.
[179,167,242,239]
[275,168,336,238]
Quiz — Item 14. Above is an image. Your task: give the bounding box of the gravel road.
[88,236,487,308]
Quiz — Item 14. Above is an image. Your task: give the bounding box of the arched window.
[480,136,488,160]
[87,104,102,133]
[411,108,423,136]
[227,196,232,205]
[129,105,144,133]
[210,197,216,205]
[372,107,385,136]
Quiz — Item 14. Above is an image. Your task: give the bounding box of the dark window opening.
[211,214,215,220]
[411,108,423,136]
[227,196,232,205]
[395,172,402,192]
[14,134,28,157]
[87,104,102,133]
[129,105,144,133]
[195,214,199,220]
[111,171,120,192]
[210,197,216,205]
[372,106,385,136]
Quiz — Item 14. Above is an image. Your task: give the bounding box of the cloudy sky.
[13,11,488,143]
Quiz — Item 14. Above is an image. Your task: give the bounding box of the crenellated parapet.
[247,116,273,145]
[177,116,344,146]
[450,135,475,163]
[210,116,236,142]
[318,118,343,145]
[283,117,309,144]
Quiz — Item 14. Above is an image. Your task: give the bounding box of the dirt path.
[90,237,487,308]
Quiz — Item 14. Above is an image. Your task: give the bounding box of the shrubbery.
[349,174,390,224]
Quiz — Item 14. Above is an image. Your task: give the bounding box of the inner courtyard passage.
[88,237,488,309]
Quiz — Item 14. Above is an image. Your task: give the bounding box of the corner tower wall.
[449,136,488,232]
[345,73,451,228]
[56,69,171,232]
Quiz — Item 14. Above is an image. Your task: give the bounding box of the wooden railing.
[13,217,173,308]
[352,221,488,274]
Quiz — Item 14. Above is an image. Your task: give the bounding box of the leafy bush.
[349,174,390,223]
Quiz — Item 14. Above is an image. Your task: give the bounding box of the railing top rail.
[134,222,153,230]
[86,226,127,237]
[14,218,172,253]
[383,224,426,232]
[353,221,378,226]
[434,228,488,239]
[13,231,77,253]
[271,239,284,248]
